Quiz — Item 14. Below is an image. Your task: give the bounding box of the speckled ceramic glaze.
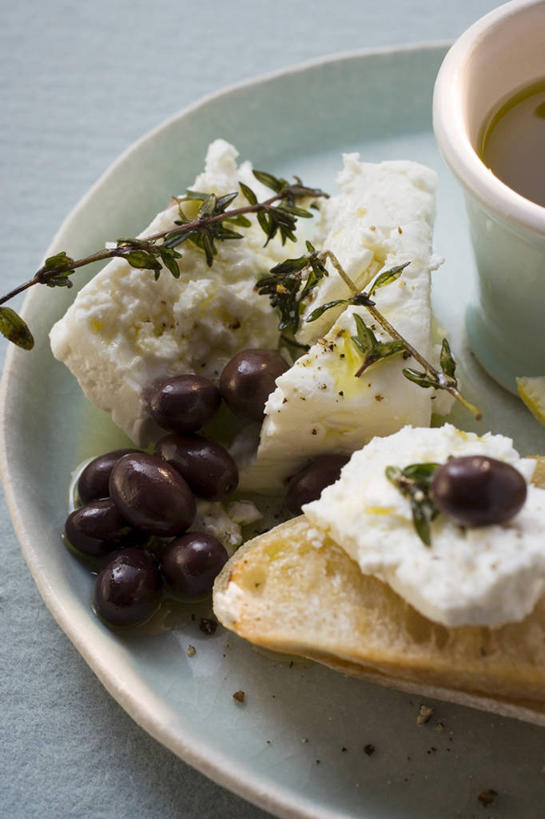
[434,0,545,391]
[2,46,545,819]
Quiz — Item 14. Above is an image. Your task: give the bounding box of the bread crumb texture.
[213,514,545,708]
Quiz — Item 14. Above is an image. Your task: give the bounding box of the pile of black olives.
[67,441,232,627]
[64,348,293,628]
[65,348,355,627]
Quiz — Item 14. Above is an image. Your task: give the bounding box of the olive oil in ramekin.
[480,79,545,208]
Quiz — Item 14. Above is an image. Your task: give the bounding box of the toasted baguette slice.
[213,458,545,725]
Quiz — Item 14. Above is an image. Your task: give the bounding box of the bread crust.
[213,457,545,725]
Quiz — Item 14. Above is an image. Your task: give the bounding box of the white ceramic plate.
[2,45,545,819]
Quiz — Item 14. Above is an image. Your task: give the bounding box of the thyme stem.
[0,185,326,309]
[321,250,482,421]
[137,189,316,244]
[0,249,119,307]
[321,250,359,293]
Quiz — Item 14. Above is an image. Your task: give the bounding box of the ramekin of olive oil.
[480,79,545,208]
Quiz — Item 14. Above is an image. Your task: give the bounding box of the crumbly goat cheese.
[191,499,261,556]
[297,155,443,345]
[50,140,302,446]
[239,155,444,492]
[304,424,545,627]
[212,578,246,627]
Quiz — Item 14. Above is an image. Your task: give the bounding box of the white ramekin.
[433,0,545,391]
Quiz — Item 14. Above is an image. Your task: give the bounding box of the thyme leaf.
[439,337,456,378]
[253,170,285,193]
[224,214,252,228]
[0,307,34,350]
[158,247,182,279]
[39,251,77,289]
[385,462,440,546]
[255,245,329,335]
[402,367,437,389]
[306,298,350,322]
[239,182,257,205]
[367,261,410,297]
[125,250,162,272]
[352,314,405,376]
[401,336,482,420]
[42,251,75,273]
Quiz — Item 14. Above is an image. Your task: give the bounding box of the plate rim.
[0,41,451,819]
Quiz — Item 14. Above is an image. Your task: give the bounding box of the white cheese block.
[50,140,301,446]
[303,425,545,628]
[239,155,440,492]
[297,154,442,345]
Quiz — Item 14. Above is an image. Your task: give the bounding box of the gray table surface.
[1,1,502,817]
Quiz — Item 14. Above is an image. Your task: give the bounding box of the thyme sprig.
[255,241,329,337]
[351,313,405,373]
[328,255,482,419]
[256,247,482,420]
[0,171,328,349]
[385,462,440,546]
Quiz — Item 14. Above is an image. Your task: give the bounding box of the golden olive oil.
[480,79,545,207]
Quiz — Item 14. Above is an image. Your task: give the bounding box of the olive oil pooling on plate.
[480,79,545,208]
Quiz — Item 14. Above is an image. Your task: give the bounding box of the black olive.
[148,374,221,433]
[65,499,144,557]
[219,349,288,421]
[94,548,162,626]
[285,453,350,515]
[154,432,238,500]
[431,455,527,527]
[160,533,228,597]
[109,453,196,536]
[77,449,140,503]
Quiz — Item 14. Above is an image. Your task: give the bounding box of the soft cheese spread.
[303,424,545,627]
[49,140,303,446]
[191,499,262,555]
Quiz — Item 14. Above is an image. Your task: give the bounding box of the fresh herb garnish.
[402,337,470,405]
[0,307,34,350]
[255,241,329,337]
[257,245,482,420]
[310,253,481,419]
[351,313,405,376]
[0,171,328,349]
[385,462,441,546]
[6,162,482,425]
